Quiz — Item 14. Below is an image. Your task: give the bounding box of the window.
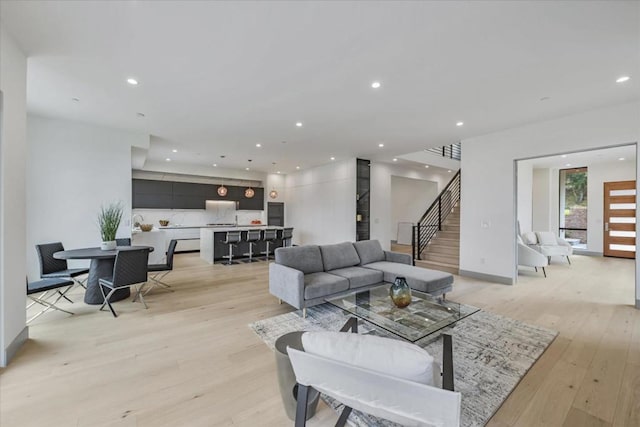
[559,167,587,249]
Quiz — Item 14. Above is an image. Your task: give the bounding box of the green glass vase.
[390,276,412,308]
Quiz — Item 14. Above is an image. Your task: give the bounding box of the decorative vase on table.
[100,241,117,251]
[390,276,412,308]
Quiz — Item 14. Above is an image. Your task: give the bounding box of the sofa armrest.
[269,263,305,309]
[384,250,412,265]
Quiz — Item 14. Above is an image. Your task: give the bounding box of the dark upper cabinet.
[132,179,174,209]
[132,179,264,210]
[238,187,264,210]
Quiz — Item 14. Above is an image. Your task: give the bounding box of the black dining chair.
[98,248,150,318]
[115,238,131,246]
[36,242,89,290]
[26,277,75,323]
[144,239,178,295]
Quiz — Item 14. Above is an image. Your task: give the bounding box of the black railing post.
[416,224,421,260]
[438,199,442,231]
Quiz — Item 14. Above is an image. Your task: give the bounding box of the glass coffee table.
[325,284,480,342]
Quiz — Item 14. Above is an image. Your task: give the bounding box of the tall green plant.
[98,202,123,242]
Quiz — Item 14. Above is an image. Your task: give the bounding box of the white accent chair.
[288,329,461,427]
[521,231,573,265]
[517,235,549,277]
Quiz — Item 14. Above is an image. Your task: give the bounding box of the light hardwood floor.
[1,252,638,426]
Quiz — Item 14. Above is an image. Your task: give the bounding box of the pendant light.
[269,189,278,199]
[244,181,255,199]
[217,179,228,197]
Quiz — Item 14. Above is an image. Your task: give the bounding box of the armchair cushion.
[536,231,558,246]
[301,331,439,386]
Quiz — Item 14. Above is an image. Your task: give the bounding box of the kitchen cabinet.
[132,179,264,210]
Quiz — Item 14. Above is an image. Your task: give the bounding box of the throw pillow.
[536,231,558,246]
[522,231,538,245]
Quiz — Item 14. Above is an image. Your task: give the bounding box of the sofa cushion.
[364,262,453,294]
[328,266,383,289]
[353,240,386,265]
[320,242,361,271]
[301,331,439,386]
[304,272,349,300]
[536,231,557,246]
[275,245,324,274]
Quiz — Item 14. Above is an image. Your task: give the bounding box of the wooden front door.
[603,180,636,259]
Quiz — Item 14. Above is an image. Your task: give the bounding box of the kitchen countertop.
[157,224,276,229]
[200,225,286,232]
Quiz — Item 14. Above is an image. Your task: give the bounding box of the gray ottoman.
[275,331,321,420]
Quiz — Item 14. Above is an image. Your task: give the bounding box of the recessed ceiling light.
[71,97,80,102]
[561,154,567,158]
[456,121,464,127]
[371,81,381,89]
[256,143,262,148]
[619,157,625,161]
[296,166,300,169]
[447,170,452,173]
[277,171,281,174]
[213,164,217,167]
[165,158,171,162]
[127,78,139,85]
[616,76,630,83]
[172,149,177,153]
[296,122,303,127]
[378,143,384,148]
[245,167,250,171]
[330,157,335,161]
[425,165,430,168]
[565,163,571,167]
[392,158,398,162]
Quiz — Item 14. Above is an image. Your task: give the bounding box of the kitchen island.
[200,226,289,264]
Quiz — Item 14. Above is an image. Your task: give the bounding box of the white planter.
[101,240,117,251]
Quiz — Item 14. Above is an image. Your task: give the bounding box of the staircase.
[412,169,461,275]
[414,205,460,274]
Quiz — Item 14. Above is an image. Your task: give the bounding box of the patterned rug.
[249,303,557,427]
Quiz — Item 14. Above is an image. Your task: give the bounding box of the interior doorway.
[603,180,636,258]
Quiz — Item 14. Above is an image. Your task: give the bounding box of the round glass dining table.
[54,246,154,305]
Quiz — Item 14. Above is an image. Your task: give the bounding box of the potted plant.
[98,202,123,250]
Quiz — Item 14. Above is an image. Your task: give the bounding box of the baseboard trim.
[573,250,603,257]
[2,326,28,367]
[459,269,514,285]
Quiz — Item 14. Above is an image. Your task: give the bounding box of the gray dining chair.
[27,277,75,323]
[144,239,178,295]
[36,242,89,291]
[98,248,150,318]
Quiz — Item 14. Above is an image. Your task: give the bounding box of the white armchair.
[288,329,461,427]
[521,231,573,265]
[518,235,549,277]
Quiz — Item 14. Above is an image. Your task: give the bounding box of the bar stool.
[261,229,278,261]
[243,229,262,262]
[221,231,242,265]
[280,227,294,247]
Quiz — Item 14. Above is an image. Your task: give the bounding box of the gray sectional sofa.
[269,239,454,316]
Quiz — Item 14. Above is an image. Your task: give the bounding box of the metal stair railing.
[412,170,461,262]
[425,142,461,161]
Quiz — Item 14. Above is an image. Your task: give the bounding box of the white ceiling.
[1,1,638,173]
[520,144,637,169]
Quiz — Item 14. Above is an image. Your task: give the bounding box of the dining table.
[53,246,154,305]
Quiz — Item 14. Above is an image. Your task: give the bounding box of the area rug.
[249,303,557,427]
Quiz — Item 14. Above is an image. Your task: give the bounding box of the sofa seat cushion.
[353,240,386,265]
[275,245,324,274]
[364,262,453,294]
[320,242,361,271]
[304,272,349,300]
[328,266,383,289]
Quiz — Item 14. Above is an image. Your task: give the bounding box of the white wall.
[516,161,533,233]
[531,168,556,231]
[370,162,451,250]
[284,159,356,245]
[26,116,149,280]
[390,176,438,242]
[0,27,28,366]
[460,101,640,298]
